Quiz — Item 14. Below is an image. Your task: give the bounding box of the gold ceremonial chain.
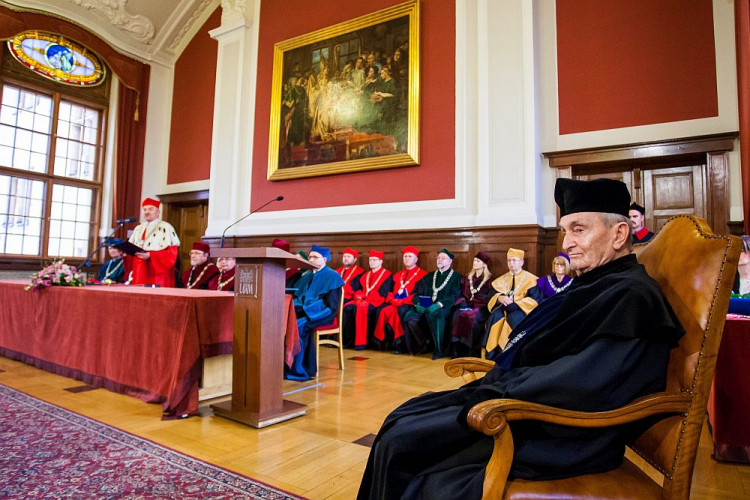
[340,266,359,285]
[398,267,420,295]
[547,275,572,294]
[187,265,212,289]
[431,269,454,301]
[505,272,526,300]
[365,268,386,295]
[216,272,234,291]
[102,259,123,281]
[468,273,490,301]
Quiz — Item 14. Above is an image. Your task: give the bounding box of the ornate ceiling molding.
[167,0,213,50]
[66,0,155,45]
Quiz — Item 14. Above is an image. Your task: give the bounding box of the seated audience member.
[181,242,220,289]
[449,252,493,358]
[373,246,427,351]
[98,238,126,284]
[209,257,236,291]
[336,248,365,301]
[403,249,462,359]
[536,252,573,300]
[629,202,655,243]
[357,177,684,500]
[286,245,345,380]
[343,250,393,350]
[484,248,540,352]
[129,197,181,287]
[732,235,750,294]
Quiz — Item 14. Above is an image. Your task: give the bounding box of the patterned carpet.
[0,384,304,499]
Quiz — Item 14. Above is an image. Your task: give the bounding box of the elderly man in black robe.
[357,178,685,500]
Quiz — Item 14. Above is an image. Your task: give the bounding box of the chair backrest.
[336,286,345,329]
[631,215,740,499]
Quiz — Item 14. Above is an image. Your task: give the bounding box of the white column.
[205,0,261,237]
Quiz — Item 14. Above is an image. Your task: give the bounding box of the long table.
[0,281,300,418]
[708,315,750,463]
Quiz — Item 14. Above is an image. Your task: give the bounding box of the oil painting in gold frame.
[267,0,419,181]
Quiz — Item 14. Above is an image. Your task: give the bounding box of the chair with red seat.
[314,289,345,375]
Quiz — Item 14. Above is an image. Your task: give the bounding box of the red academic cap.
[192,241,211,254]
[401,245,419,255]
[142,197,161,208]
[271,238,290,252]
[369,249,385,260]
[343,247,358,258]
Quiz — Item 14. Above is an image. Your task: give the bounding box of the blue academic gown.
[97,257,125,283]
[285,266,344,380]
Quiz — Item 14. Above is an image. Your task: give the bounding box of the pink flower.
[43,280,51,286]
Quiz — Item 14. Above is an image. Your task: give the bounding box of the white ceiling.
[1,0,222,66]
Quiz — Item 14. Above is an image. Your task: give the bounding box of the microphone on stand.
[116,217,138,223]
[220,196,284,248]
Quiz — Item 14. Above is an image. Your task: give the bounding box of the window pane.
[2,86,19,107]
[48,183,94,257]
[0,106,16,126]
[0,125,14,147]
[0,85,51,174]
[0,174,45,256]
[55,102,101,180]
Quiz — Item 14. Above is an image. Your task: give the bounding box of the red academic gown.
[181,262,220,290]
[336,265,365,300]
[344,268,392,348]
[373,266,427,344]
[208,268,236,291]
[130,247,178,287]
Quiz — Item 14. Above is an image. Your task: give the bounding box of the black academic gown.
[357,254,684,500]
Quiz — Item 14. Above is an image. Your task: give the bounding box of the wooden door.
[164,201,209,275]
[643,165,706,232]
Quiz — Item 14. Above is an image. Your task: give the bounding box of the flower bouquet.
[25,259,85,291]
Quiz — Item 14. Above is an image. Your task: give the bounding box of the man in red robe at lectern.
[343,249,393,350]
[128,198,180,287]
[336,247,364,301]
[373,246,427,351]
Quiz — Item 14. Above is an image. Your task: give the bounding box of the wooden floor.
[0,349,748,499]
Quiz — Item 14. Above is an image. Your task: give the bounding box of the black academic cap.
[439,248,455,259]
[554,178,630,218]
[629,202,645,215]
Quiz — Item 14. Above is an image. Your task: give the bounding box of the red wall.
[251,0,455,212]
[167,8,222,185]
[556,0,718,135]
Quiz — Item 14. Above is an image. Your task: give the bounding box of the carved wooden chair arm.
[465,392,692,500]
[444,357,496,383]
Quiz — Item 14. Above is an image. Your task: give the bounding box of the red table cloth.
[708,315,750,463]
[0,281,299,418]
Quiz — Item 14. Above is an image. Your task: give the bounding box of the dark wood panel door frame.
[545,133,736,234]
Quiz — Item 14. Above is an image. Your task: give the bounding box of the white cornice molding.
[157,0,220,58]
[65,0,154,44]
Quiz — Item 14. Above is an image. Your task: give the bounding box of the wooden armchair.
[444,215,741,500]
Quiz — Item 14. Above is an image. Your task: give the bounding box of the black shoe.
[431,353,447,360]
[354,345,367,351]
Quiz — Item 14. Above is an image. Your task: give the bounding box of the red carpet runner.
[0,384,305,499]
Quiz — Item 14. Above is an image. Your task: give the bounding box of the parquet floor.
[0,349,748,499]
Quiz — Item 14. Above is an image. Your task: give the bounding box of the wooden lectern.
[210,247,314,428]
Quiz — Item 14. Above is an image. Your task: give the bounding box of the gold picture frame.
[267,0,420,181]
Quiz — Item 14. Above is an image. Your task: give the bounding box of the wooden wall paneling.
[204,225,561,280]
[643,165,705,232]
[707,151,729,234]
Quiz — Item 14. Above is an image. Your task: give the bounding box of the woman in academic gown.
[449,252,492,358]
